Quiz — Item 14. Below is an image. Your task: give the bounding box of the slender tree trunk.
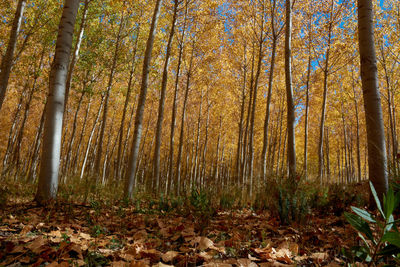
[241,43,255,186]
[0,0,27,111]
[285,0,296,179]
[261,37,276,180]
[35,0,80,204]
[80,95,105,179]
[304,56,311,180]
[64,0,90,112]
[62,86,86,177]
[26,101,46,183]
[124,0,163,198]
[94,14,124,175]
[248,2,265,196]
[116,24,141,179]
[358,0,388,198]
[168,2,188,194]
[351,75,362,183]
[153,0,179,191]
[317,29,332,183]
[175,41,194,195]
[236,43,247,182]
[73,96,91,175]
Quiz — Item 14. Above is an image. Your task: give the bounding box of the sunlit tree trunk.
[94,14,124,176]
[317,14,333,183]
[26,101,46,183]
[35,0,80,204]
[80,95,104,179]
[73,96,91,175]
[248,1,265,197]
[124,0,163,198]
[62,79,87,178]
[236,43,247,182]
[0,0,27,111]
[351,72,362,182]
[116,24,141,180]
[175,41,194,195]
[153,0,179,191]
[358,0,388,198]
[64,0,90,112]
[285,0,296,179]
[379,44,399,175]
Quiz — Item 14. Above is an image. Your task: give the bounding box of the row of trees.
[0,0,395,202]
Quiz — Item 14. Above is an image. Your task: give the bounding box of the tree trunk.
[285,0,296,180]
[64,0,90,112]
[94,13,124,175]
[124,0,163,199]
[116,23,141,179]
[153,0,179,191]
[175,40,194,195]
[35,0,80,204]
[357,0,388,199]
[0,0,27,111]
[261,37,276,181]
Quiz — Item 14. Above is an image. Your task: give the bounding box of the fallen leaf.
[25,236,47,254]
[152,263,174,267]
[237,258,258,267]
[198,237,214,250]
[161,251,179,262]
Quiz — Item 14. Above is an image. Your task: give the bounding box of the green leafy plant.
[343,182,400,266]
[277,186,309,225]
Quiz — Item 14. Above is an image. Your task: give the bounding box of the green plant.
[219,192,236,210]
[188,188,215,234]
[343,182,400,266]
[277,186,309,225]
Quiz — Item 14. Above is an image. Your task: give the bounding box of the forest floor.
[0,195,359,267]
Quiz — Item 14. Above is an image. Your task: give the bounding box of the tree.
[124,0,163,199]
[153,0,180,192]
[357,0,388,198]
[35,0,80,204]
[285,0,296,179]
[0,0,27,111]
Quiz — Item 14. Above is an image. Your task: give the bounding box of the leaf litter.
[0,202,355,266]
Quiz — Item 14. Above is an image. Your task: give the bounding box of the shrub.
[342,182,400,266]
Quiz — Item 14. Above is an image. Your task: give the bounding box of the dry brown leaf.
[111,261,129,267]
[140,249,161,262]
[79,232,91,240]
[20,224,33,235]
[237,258,258,267]
[130,260,150,267]
[310,252,328,263]
[198,236,214,251]
[161,251,179,262]
[199,251,213,261]
[25,236,47,254]
[202,261,233,267]
[152,262,174,267]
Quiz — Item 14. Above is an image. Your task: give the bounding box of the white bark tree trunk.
[35,0,80,204]
[124,0,163,198]
[285,0,296,179]
[357,0,388,198]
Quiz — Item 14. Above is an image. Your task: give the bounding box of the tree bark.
[124,0,163,198]
[64,0,90,112]
[153,0,179,191]
[35,0,80,204]
[94,13,125,175]
[0,0,27,111]
[285,0,296,179]
[357,0,388,199]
